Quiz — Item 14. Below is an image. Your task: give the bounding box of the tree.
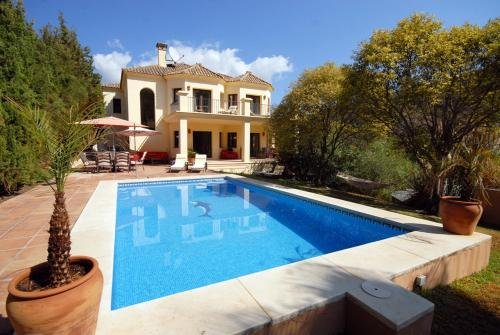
[351,14,499,210]
[271,63,363,185]
[0,0,45,193]
[0,1,102,194]
[39,14,102,113]
[10,98,103,287]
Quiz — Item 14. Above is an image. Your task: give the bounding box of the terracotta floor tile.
[0,237,32,251]
[26,234,49,248]
[0,249,20,267]
[1,228,42,240]
[0,220,22,231]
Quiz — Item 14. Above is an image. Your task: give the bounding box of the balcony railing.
[171,97,270,116]
[249,102,271,116]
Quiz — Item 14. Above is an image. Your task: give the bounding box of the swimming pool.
[112,177,408,309]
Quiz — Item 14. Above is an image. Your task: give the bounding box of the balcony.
[171,98,270,117]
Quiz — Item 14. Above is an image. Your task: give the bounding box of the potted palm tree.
[6,100,105,334]
[438,130,496,235]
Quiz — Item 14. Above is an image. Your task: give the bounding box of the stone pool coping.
[70,174,491,334]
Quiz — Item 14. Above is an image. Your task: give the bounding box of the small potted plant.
[438,130,496,235]
[6,100,105,334]
[187,148,196,164]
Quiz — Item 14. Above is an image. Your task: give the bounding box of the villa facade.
[102,42,272,162]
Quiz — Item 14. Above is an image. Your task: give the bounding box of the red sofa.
[220,150,238,159]
[131,151,169,163]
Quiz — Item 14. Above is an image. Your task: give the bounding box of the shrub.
[345,138,419,199]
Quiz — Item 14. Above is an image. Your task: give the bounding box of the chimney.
[156,42,167,67]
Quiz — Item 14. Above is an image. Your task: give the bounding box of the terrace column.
[241,97,253,116]
[177,90,189,113]
[242,121,251,162]
[179,118,188,156]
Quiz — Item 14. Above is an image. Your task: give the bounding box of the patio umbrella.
[115,126,161,153]
[78,116,146,128]
[78,116,146,151]
[116,126,161,177]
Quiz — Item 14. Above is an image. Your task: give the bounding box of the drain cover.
[361,281,392,298]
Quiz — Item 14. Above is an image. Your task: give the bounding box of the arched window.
[140,88,155,129]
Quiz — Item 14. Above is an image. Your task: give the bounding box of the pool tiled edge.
[71,174,491,335]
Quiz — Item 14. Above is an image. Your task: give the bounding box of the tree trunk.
[47,191,71,287]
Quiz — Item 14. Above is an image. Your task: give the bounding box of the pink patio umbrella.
[78,116,147,151]
[115,126,161,153]
[116,127,161,176]
[78,116,146,128]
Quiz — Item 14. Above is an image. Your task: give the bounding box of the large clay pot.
[6,256,103,335]
[480,188,500,227]
[439,196,483,235]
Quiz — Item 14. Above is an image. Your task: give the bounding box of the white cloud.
[93,40,292,84]
[107,38,124,50]
[93,51,132,83]
[137,51,156,66]
[169,41,293,82]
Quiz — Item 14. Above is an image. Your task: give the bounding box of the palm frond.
[7,98,108,192]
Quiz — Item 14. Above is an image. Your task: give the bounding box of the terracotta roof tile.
[102,83,120,89]
[167,63,225,79]
[122,63,272,87]
[124,63,191,76]
[227,71,271,86]
[215,72,235,81]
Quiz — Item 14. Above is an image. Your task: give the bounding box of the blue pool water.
[112,177,408,309]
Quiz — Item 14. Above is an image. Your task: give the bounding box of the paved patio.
[0,165,214,333]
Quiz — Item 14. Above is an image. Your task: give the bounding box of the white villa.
[102,42,272,164]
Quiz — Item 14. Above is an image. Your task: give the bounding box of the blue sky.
[24,0,499,102]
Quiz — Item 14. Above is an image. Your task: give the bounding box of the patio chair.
[115,152,131,172]
[169,154,187,172]
[79,152,97,173]
[96,152,113,172]
[227,105,238,115]
[262,165,285,178]
[131,151,147,171]
[188,154,207,172]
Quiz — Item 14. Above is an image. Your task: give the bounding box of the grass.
[420,224,500,335]
[245,175,500,334]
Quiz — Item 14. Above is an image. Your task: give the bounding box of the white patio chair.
[169,154,187,172]
[188,154,207,172]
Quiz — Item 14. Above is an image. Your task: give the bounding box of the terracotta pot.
[439,196,483,235]
[480,188,500,227]
[6,256,103,335]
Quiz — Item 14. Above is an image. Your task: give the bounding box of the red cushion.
[220,150,238,159]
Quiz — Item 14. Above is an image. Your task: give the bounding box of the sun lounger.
[188,154,207,172]
[170,154,187,172]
